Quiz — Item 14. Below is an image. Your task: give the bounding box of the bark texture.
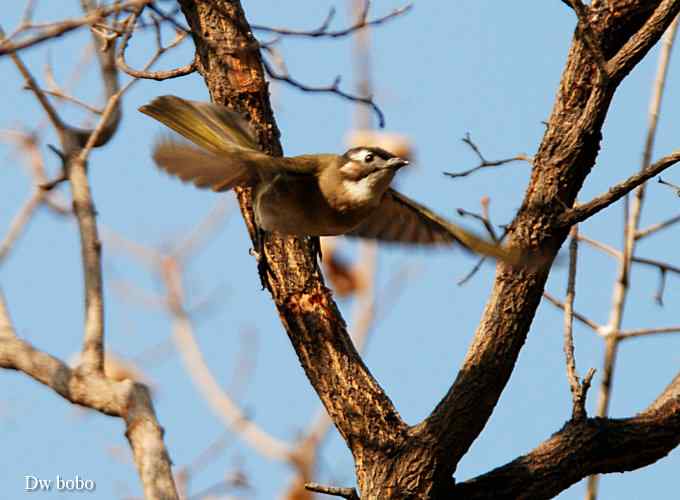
[176,1,680,498]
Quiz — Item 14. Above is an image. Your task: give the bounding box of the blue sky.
[1,1,679,499]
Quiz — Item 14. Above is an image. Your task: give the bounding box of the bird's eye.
[364,153,374,163]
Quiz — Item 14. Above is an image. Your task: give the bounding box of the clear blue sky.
[1,1,679,499]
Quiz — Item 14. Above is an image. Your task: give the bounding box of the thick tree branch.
[176,0,407,477]
[416,1,680,485]
[0,296,177,499]
[454,387,680,500]
[606,0,680,82]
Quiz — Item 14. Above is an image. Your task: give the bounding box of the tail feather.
[153,138,256,192]
[140,95,268,191]
[139,95,260,154]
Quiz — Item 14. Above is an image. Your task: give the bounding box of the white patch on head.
[349,149,372,163]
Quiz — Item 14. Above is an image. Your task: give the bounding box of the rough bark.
[176,0,411,492]
[176,1,680,498]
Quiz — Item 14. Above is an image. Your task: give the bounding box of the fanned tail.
[139,95,268,192]
[139,95,260,154]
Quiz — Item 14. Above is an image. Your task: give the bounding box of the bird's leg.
[250,227,271,290]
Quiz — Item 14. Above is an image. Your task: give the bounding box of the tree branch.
[562,226,595,420]
[443,133,530,178]
[305,482,359,499]
[116,5,197,81]
[560,151,680,226]
[261,55,385,128]
[0,297,177,499]
[416,1,680,484]
[454,388,680,500]
[251,2,412,39]
[0,0,151,56]
[177,0,407,479]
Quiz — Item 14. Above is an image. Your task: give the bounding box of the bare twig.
[562,226,595,420]
[456,206,499,242]
[305,482,360,499]
[116,7,196,81]
[457,200,508,285]
[578,234,680,276]
[42,61,103,114]
[586,15,679,499]
[635,213,680,239]
[444,133,530,178]
[617,326,680,340]
[657,176,680,195]
[0,0,151,56]
[562,151,680,225]
[543,292,603,334]
[251,2,412,39]
[261,56,385,128]
[0,192,42,263]
[171,199,233,261]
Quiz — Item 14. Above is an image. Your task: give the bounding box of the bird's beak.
[385,157,409,170]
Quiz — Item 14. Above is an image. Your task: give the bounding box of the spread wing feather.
[349,189,522,263]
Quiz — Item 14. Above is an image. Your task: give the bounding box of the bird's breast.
[254,174,372,236]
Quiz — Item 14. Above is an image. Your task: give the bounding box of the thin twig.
[261,56,386,128]
[0,192,42,263]
[456,207,499,242]
[304,482,359,499]
[617,326,680,340]
[42,61,103,114]
[251,2,412,39]
[444,133,530,178]
[543,292,603,334]
[0,0,151,56]
[635,213,680,240]
[562,226,594,420]
[657,176,680,195]
[563,227,579,396]
[116,7,196,81]
[562,151,680,225]
[578,234,680,276]
[586,16,679,500]
[167,261,292,461]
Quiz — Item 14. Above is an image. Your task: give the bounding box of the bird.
[139,95,522,266]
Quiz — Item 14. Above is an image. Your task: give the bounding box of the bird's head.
[339,146,410,180]
[323,147,409,209]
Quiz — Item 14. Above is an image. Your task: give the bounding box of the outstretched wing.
[349,189,522,263]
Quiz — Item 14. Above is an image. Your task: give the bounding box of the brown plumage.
[139,95,523,264]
